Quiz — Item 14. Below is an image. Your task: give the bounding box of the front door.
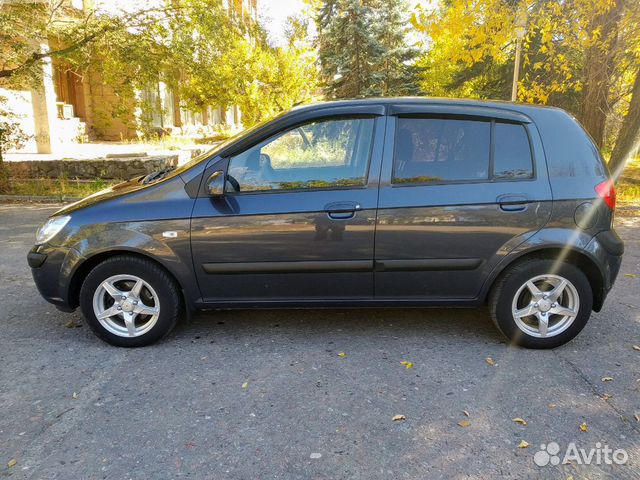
[374,111,552,300]
[191,113,385,304]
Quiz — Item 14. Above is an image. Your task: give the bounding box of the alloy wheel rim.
[92,274,160,338]
[511,274,579,338]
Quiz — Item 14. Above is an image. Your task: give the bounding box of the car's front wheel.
[489,259,593,349]
[79,255,182,347]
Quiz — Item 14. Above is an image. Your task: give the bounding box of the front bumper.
[28,244,79,312]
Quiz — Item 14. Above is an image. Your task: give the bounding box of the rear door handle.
[497,194,529,212]
[325,201,361,219]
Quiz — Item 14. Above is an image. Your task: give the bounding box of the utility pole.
[511,6,527,102]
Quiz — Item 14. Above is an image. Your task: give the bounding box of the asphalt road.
[1,204,639,479]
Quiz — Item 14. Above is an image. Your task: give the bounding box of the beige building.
[1,0,258,154]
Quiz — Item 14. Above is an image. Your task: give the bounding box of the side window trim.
[390,115,536,188]
[223,115,378,195]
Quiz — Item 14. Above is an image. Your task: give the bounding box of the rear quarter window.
[533,109,606,178]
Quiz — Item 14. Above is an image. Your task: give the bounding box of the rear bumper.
[587,229,624,310]
[28,244,79,312]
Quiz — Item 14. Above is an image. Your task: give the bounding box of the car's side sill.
[194,298,483,310]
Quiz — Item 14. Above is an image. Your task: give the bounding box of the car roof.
[218,96,571,159]
[290,97,562,115]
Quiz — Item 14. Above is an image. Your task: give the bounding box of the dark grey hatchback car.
[29,98,624,348]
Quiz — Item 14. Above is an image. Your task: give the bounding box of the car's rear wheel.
[489,259,593,349]
[80,255,182,347]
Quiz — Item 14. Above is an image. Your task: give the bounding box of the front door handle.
[325,201,361,219]
[497,194,529,212]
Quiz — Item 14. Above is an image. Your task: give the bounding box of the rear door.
[191,108,386,304]
[374,105,553,300]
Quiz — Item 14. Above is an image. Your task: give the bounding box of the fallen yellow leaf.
[241,382,249,389]
[624,273,639,277]
[458,420,471,427]
[337,352,347,357]
[392,414,406,421]
[513,417,528,426]
[548,403,557,409]
[602,377,614,382]
[7,459,17,468]
[580,422,588,432]
[404,362,413,369]
[518,440,530,448]
[633,345,640,352]
[485,357,496,366]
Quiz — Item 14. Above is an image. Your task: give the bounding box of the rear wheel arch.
[67,250,186,310]
[485,247,605,311]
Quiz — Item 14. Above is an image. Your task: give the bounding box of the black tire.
[79,255,182,347]
[489,259,593,349]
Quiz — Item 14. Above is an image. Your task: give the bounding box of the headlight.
[35,215,71,245]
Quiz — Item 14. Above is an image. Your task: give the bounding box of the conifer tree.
[316,0,420,99]
[374,0,421,96]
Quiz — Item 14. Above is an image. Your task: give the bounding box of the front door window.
[226,117,375,192]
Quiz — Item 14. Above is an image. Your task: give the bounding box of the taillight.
[595,179,616,210]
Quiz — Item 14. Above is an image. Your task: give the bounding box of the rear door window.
[392,117,534,185]
[393,118,490,184]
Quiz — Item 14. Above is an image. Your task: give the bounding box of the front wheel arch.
[484,247,604,312]
[67,249,187,310]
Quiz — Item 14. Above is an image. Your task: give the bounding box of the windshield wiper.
[141,166,176,185]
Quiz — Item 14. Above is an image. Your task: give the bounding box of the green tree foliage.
[316,0,420,98]
[0,0,318,133]
[375,1,422,96]
[178,13,318,127]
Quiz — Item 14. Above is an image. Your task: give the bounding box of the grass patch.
[6,178,117,198]
[617,156,640,206]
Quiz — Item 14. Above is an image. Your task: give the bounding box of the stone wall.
[6,155,180,180]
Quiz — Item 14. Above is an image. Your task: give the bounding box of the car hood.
[54,177,148,216]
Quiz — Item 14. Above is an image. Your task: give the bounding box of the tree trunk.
[579,1,622,148]
[609,67,640,177]
[0,149,9,194]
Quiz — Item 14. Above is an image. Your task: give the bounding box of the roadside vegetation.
[5,178,116,199]
[618,157,640,206]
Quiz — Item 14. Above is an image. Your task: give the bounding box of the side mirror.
[206,170,226,196]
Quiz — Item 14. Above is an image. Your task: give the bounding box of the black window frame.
[223,115,378,196]
[391,115,536,187]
